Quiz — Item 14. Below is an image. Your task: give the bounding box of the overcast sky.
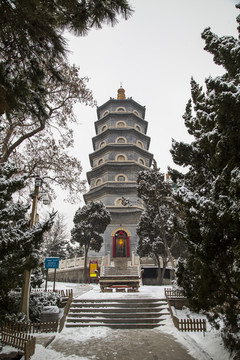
[51,0,239,232]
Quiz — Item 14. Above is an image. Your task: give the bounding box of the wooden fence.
[59,290,73,332]
[164,289,185,298]
[2,328,36,360]
[31,289,73,298]
[178,318,206,332]
[0,288,73,358]
[2,320,58,334]
[57,289,73,298]
[165,288,206,333]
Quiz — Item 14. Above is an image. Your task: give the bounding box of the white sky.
[51,0,239,232]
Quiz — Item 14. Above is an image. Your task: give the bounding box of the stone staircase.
[66,298,169,329]
[99,257,141,292]
[102,265,139,277]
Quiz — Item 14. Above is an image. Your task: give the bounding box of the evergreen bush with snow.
[170,5,240,356]
[3,290,61,323]
[29,291,61,322]
[136,161,186,284]
[0,161,55,322]
[71,201,111,282]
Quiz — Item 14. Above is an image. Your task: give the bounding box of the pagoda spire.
[117,84,126,99]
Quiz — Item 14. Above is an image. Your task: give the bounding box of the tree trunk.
[83,245,89,283]
[157,206,176,270]
[155,254,162,285]
[161,258,167,285]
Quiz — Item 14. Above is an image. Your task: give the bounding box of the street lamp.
[20,176,45,319]
[42,193,51,205]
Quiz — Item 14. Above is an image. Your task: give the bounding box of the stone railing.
[58,256,85,269]
[52,256,103,270]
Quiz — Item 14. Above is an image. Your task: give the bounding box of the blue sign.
[45,257,59,269]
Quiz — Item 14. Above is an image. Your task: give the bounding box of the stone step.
[69,307,167,314]
[70,302,167,308]
[66,298,170,329]
[113,257,130,265]
[65,323,164,329]
[67,317,164,324]
[67,312,169,318]
[71,298,166,303]
[103,267,139,276]
[103,271,139,276]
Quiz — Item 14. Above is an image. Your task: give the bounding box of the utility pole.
[20,177,42,319]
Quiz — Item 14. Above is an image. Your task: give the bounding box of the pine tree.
[0,0,133,116]
[170,6,240,354]
[137,161,186,284]
[71,201,111,282]
[0,161,54,320]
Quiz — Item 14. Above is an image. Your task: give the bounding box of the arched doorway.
[112,230,130,257]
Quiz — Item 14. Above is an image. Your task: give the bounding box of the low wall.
[168,298,189,309]
[48,267,86,283]
[141,266,173,285]
[142,277,172,285]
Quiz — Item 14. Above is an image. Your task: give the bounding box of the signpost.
[45,257,59,291]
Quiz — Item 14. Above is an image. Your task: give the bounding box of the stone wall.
[168,298,189,309]
[48,267,86,283]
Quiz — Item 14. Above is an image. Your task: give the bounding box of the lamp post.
[20,177,42,320]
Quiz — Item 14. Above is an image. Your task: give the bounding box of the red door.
[112,230,130,257]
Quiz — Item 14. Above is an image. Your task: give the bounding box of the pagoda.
[84,87,153,258]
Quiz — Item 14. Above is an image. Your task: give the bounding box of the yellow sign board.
[89,262,98,277]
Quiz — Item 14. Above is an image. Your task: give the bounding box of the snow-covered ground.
[0,283,234,360]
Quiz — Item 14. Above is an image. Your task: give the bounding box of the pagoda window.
[116,107,126,112]
[135,124,142,132]
[116,154,126,161]
[98,158,104,166]
[133,110,140,117]
[116,121,126,127]
[103,110,109,117]
[99,141,106,148]
[136,140,143,148]
[138,158,145,165]
[95,178,103,186]
[116,137,126,144]
[101,125,108,132]
[116,174,127,182]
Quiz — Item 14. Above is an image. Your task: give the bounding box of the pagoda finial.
[117,84,126,100]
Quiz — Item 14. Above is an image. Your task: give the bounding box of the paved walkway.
[48,327,197,360]
[0,285,201,360]
[39,284,199,360]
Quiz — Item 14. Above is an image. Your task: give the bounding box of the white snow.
[0,282,234,360]
[41,306,59,313]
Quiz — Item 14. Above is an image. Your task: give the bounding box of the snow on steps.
[102,266,139,276]
[66,298,170,329]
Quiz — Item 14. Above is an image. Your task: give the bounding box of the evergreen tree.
[170,6,240,354]
[65,242,84,259]
[71,201,111,282]
[0,161,54,321]
[137,161,186,284]
[42,213,69,260]
[0,0,133,116]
